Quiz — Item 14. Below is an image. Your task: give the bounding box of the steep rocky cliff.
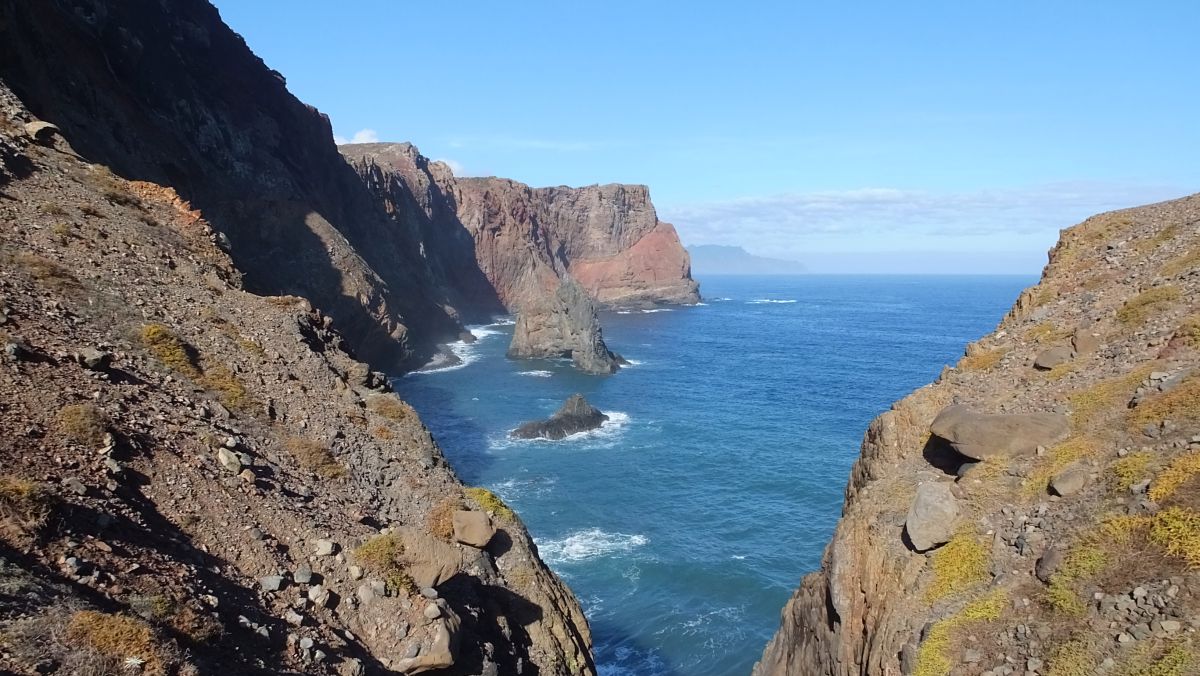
[0,0,465,373]
[507,279,621,374]
[0,88,594,675]
[755,195,1200,674]
[340,143,700,314]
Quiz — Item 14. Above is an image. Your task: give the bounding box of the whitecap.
[640,308,674,313]
[538,528,649,564]
[747,298,798,304]
[622,359,643,367]
[517,370,554,378]
[410,322,505,374]
[616,310,633,315]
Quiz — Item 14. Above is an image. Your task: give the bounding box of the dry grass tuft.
[465,487,514,521]
[1116,286,1181,326]
[428,497,463,541]
[0,476,57,536]
[1129,373,1200,431]
[1046,637,1099,676]
[1046,514,1148,615]
[1069,365,1155,428]
[914,588,1006,676]
[284,437,346,479]
[199,363,253,412]
[140,323,201,378]
[1025,438,1095,497]
[1112,452,1154,491]
[1149,507,1200,568]
[957,346,1008,372]
[57,402,108,447]
[1162,247,1200,278]
[1026,322,1072,344]
[67,610,162,674]
[1150,451,1200,503]
[354,533,416,596]
[15,252,82,293]
[1173,315,1200,349]
[926,532,989,602]
[366,395,412,423]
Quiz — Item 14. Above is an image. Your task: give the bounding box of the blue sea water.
[394,275,1033,676]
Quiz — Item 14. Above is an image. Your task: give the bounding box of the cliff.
[755,195,1200,674]
[0,0,465,373]
[0,87,594,676]
[340,143,700,315]
[0,2,598,674]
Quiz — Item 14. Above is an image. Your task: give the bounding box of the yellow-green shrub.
[57,402,108,446]
[284,437,345,479]
[914,589,1006,676]
[1117,286,1181,326]
[926,532,989,602]
[465,487,514,521]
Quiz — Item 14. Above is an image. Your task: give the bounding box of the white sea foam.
[622,359,643,367]
[539,528,649,564]
[410,322,506,375]
[747,298,797,304]
[640,308,674,313]
[711,297,733,302]
[517,370,554,378]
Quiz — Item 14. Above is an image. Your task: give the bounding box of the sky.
[211,1,1199,273]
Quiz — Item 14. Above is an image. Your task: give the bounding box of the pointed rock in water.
[511,394,609,440]
[929,405,1070,460]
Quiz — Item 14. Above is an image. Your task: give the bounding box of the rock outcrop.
[508,280,621,374]
[755,194,1200,675]
[512,394,610,440]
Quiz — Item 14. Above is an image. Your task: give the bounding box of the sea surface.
[394,274,1033,676]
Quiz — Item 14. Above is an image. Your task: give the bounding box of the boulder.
[1050,462,1088,496]
[1072,327,1101,355]
[216,447,242,474]
[23,121,60,145]
[511,394,608,440]
[930,405,1070,460]
[451,510,496,548]
[394,600,461,674]
[1033,346,1073,370]
[905,482,959,552]
[1036,547,1064,583]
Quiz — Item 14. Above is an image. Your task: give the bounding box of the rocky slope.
[0,98,594,675]
[0,0,466,373]
[755,195,1200,675]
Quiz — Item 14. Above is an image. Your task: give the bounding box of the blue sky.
[212,1,1198,273]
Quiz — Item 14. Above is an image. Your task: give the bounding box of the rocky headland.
[755,195,1200,675]
[339,142,698,372]
[512,395,610,441]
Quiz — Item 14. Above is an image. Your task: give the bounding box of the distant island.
[687,245,806,275]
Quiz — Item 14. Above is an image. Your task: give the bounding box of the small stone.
[285,611,304,626]
[1160,620,1181,634]
[313,539,336,557]
[299,637,314,650]
[293,565,313,585]
[77,348,113,371]
[404,643,421,659]
[1049,463,1088,496]
[419,587,438,600]
[248,527,264,541]
[313,650,327,663]
[61,477,87,496]
[216,447,242,474]
[1027,657,1043,671]
[423,603,441,619]
[259,575,285,592]
[307,584,328,607]
[349,565,363,580]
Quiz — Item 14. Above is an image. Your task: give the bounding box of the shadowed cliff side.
[755,193,1200,675]
[0,0,464,372]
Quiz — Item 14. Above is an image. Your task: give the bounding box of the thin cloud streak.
[664,182,1188,255]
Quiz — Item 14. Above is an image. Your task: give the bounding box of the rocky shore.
[512,395,610,440]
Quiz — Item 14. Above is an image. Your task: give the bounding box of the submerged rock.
[930,405,1070,460]
[512,394,609,440]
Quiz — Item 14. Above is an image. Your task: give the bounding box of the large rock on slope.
[508,280,621,374]
[904,482,959,552]
[929,405,1070,460]
[512,394,610,440]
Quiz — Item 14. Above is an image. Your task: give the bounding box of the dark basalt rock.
[512,394,608,440]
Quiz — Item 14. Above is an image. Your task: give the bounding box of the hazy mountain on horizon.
[688,244,806,275]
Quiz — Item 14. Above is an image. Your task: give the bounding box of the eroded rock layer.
[756,195,1200,675]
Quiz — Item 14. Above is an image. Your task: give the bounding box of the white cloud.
[333,128,381,145]
[664,181,1187,263]
[433,158,467,176]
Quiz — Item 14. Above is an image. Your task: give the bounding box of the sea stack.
[507,279,621,374]
[512,394,609,440]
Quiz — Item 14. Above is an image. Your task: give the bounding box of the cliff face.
[339,143,700,314]
[0,0,464,372]
[0,79,594,676]
[755,195,1200,675]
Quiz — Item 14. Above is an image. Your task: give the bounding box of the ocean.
[393,274,1034,676]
